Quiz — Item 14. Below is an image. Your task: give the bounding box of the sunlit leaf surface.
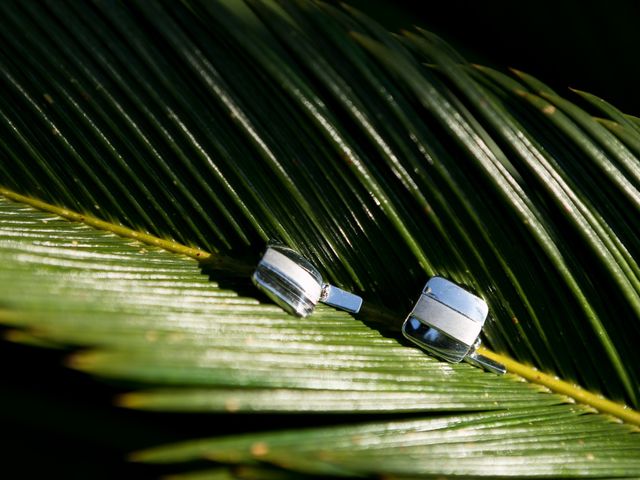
[1,193,639,478]
[0,198,558,412]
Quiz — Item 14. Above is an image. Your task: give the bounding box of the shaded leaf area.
[2,198,640,478]
[0,0,638,407]
[164,466,315,480]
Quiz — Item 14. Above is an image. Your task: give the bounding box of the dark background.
[3,1,639,478]
[343,0,640,114]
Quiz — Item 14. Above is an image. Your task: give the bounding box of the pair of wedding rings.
[252,244,506,375]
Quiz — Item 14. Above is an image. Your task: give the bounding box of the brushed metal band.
[411,294,482,346]
[261,248,322,303]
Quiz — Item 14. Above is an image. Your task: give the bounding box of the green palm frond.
[138,407,640,478]
[1,0,640,477]
[0,198,561,413]
[2,183,639,478]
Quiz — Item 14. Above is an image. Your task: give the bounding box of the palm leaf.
[2,178,639,478]
[1,0,639,477]
[0,197,559,411]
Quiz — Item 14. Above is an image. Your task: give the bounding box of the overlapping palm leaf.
[1,0,639,477]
